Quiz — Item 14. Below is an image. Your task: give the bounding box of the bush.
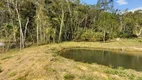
[73,28,86,41]
[119,32,138,38]
[92,32,104,41]
[80,30,93,41]
[117,67,124,70]
[73,28,104,42]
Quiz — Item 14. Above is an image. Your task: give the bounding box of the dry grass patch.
[0,41,142,80]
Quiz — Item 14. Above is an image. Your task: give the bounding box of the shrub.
[92,32,104,41]
[64,73,75,80]
[117,67,124,70]
[119,32,138,38]
[80,30,93,41]
[81,31,104,42]
[73,28,86,41]
[73,28,104,42]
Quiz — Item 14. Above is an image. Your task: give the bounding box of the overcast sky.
[81,0,142,11]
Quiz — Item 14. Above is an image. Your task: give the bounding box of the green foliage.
[16,76,26,80]
[74,28,104,42]
[119,32,138,38]
[1,0,142,50]
[80,29,95,41]
[92,32,104,41]
[79,76,94,80]
[137,77,142,80]
[1,56,13,60]
[117,67,125,70]
[64,73,75,80]
[104,68,142,79]
[128,74,136,80]
[104,69,128,77]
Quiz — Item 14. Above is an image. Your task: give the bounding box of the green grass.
[79,76,94,80]
[44,65,56,73]
[64,73,75,80]
[104,68,142,80]
[16,76,26,80]
[8,71,17,77]
[104,69,128,77]
[1,56,13,60]
[137,77,142,80]
[16,72,29,80]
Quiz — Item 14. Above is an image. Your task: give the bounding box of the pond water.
[60,49,142,71]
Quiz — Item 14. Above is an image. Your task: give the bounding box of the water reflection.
[60,49,142,71]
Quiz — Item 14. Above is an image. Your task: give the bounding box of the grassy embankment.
[0,39,142,80]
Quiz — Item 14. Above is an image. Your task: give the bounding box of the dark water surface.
[60,49,142,71]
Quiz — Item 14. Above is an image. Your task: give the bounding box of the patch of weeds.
[44,65,56,73]
[51,47,58,52]
[0,66,2,73]
[52,53,58,57]
[76,66,83,71]
[105,69,137,79]
[117,67,125,70]
[8,71,17,77]
[49,55,59,62]
[80,75,106,80]
[104,69,128,77]
[64,73,75,80]
[137,77,142,80]
[138,39,142,43]
[16,76,26,80]
[108,77,113,80]
[1,56,13,60]
[16,72,29,80]
[80,76,94,80]
[128,74,136,80]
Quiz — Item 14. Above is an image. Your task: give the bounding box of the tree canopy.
[0,0,142,49]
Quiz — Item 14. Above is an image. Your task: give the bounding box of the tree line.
[0,0,142,50]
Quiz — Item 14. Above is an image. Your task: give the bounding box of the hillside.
[0,41,142,80]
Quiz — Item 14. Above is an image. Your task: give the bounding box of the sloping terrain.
[0,42,142,80]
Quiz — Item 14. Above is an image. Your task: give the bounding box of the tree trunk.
[58,9,64,42]
[66,0,73,39]
[15,1,24,50]
[36,15,39,46]
[103,30,106,43]
[23,17,29,47]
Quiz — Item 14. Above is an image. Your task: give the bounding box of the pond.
[60,48,142,71]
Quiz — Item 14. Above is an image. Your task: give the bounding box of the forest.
[0,0,142,50]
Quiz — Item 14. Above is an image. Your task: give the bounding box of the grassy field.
[0,39,142,80]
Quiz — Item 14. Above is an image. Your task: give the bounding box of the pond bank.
[58,41,142,55]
